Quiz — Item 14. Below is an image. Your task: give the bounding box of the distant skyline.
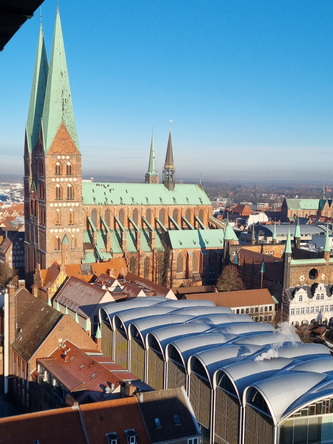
[1,0,333,182]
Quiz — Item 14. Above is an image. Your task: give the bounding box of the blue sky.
[1,0,333,181]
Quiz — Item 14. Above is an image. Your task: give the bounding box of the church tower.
[162,130,175,191]
[145,130,159,183]
[25,9,83,282]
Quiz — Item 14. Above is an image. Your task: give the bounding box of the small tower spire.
[145,129,159,183]
[324,224,330,261]
[285,229,292,254]
[294,217,301,249]
[162,124,175,191]
[272,222,277,244]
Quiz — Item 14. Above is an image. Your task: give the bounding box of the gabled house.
[53,276,114,335]
[8,287,97,411]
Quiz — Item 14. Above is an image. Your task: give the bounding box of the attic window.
[80,364,85,369]
[154,418,162,429]
[125,429,137,444]
[91,372,97,378]
[106,433,118,444]
[173,415,181,426]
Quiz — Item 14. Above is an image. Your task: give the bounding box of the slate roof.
[82,182,211,206]
[139,387,200,442]
[11,289,62,362]
[54,276,110,318]
[125,272,173,298]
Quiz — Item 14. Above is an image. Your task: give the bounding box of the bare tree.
[0,263,15,288]
[216,264,245,292]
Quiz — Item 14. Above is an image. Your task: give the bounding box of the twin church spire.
[26,8,79,154]
[145,128,176,190]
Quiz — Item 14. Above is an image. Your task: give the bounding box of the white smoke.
[254,344,279,361]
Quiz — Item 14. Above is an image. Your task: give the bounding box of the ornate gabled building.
[24,9,237,288]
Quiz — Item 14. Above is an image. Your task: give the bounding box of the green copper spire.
[285,229,292,254]
[26,24,49,153]
[95,324,102,339]
[324,225,330,252]
[147,129,157,175]
[41,8,79,152]
[163,129,175,190]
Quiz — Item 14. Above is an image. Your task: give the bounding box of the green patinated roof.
[168,229,225,250]
[82,182,211,206]
[285,199,320,211]
[42,8,79,152]
[291,258,327,265]
[26,24,48,153]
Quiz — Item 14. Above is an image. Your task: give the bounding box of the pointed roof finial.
[163,124,175,191]
[285,229,292,254]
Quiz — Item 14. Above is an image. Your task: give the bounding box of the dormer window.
[105,433,118,444]
[154,418,162,429]
[125,429,137,444]
[173,415,181,426]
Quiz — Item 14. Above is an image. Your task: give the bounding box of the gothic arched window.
[159,209,166,226]
[55,162,61,175]
[91,209,98,227]
[69,209,74,225]
[56,184,62,200]
[55,209,61,226]
[105,209,111,227]
[185,209,191,223]
[193,252,199,272]
[144,257,150,279]
[71,235,76,250]
[199,209,205,223]
[173,209,179,225]
[67,184,74,200]
[133,209,139,226]
[119,209,125,226]
[66,162,72,175]
[146,209,152,225]
[55,236,61,251]
[177,254,184,272]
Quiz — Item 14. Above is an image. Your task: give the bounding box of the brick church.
[24,9,237,288]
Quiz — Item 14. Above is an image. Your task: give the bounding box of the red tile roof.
[37,340,123,402]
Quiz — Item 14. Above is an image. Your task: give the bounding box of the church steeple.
[162,129,175,191]
[26,24,48,154]
[41,8,79,152]
[145,130,159,184]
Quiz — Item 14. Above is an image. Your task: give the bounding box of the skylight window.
[173,415,181,426]
[154,417,162,428]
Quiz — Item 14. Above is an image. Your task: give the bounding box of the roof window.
[154,417,162,429]
[106,432,118,444]
[173,414,181,426]
[125,429,137,444]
